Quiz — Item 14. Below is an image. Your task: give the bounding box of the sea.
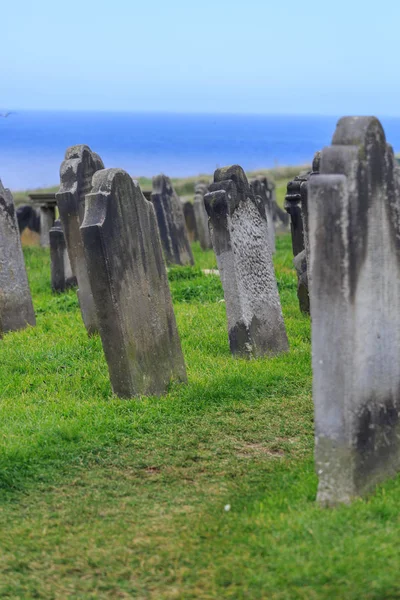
[2,111,400,191]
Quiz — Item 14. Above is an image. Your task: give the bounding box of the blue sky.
[3,0,399,115]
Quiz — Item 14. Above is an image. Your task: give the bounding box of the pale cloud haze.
[2,0,399,115]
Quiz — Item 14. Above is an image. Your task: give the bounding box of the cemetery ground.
[1,194,400,599]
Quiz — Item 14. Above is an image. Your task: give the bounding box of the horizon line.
[2,108,400,120]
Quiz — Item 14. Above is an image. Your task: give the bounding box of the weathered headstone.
[250,177,276,253]
[0,180,36,333]
[285,154,320,314]
[309,116,400,505]
[151,175,194,266]
[56,145,104,334]
[182,201,198,243]
[81,169,187,398]
[193,182,212,250]
[49,220,77,292]
[204,165,289,358]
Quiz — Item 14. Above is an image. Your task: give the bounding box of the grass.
[0,234,399,599]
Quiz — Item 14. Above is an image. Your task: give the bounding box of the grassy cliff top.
[12,164,306,206]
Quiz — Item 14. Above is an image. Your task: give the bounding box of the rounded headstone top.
[332,116,386,148]
[90,168,131,195]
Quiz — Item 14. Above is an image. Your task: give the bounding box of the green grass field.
[1,235,400,599]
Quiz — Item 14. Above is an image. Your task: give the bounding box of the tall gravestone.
[250,177,276,253]
[309,116,400,505]
[0,180,36,333]
[151,175,194,266]
[193,182,212,250]
[49,220,77,292]
[81,169,187,398]
[56,145,104,334]
[182,201,198,243]
[204,165,289,358]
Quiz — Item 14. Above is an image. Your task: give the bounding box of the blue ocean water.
[2,111,400,190]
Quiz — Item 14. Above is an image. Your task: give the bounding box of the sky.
[2,0,400,115]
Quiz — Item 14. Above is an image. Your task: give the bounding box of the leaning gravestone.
[182,200,198,243]
[0,180,36,333]
[56,145,104,334]
[309,116,400,505]
[193,182,212,250]
[81,169,187,398]
[151,175,194,266]
[49,220,77,292]
[204,165,289,358]
[250,177,276,253]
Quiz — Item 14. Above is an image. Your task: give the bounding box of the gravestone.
[285,154,320,314]
[285,173,308,313]
[81,169,187,398]
[250,177,276,253]
[0,180,36,333]
[39,205,56,248]
[308,116,400,505]
[204,165,288,358]
[56,145,104,334]
[49,220,77,292]
[151,175,194,266]
[193,182,212,250]
[28,193,57,247]
[182,201,198,242]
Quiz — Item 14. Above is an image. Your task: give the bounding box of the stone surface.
[293,250,309,314]
[56,145,104,334]
[39,206,56,248]
[250,177,276,253]
[182,201,198,242]
[193,182,212,250]
[50,220,77,292]
[204,165,289,358]
[308,116,400,505]
[151,175,194,266]
[0,180,36,333]
[81,169,187,398]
